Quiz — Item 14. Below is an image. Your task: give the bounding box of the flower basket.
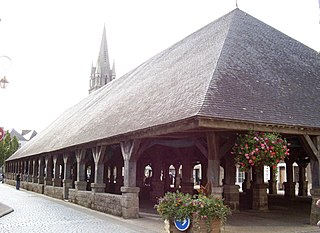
[231,130,290,171]
[155,191,231,233]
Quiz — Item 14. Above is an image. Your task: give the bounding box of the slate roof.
[7,9,320,161]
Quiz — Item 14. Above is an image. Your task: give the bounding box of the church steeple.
[89,25,116,94]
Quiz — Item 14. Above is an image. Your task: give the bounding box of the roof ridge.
[197,9,238,115]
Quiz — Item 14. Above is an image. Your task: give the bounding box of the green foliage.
[192,194,231,224]
[232,130,290,171]
[155,191,231,226]
[0,131,19,167]
[155,191,193,221]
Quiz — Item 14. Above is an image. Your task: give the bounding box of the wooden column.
[120,140,140,219]
[32,159,38,183]
[150,154,165,200]
[38,158,45,184]
[44,155,53,186]
[284,158,296,199]
[207,132,223,198]
[52,155,62,187]
[268,166,277,194]
[181,154,194,194]
[301,135,320,224]
[115,162,123,194]
[297,160,308,196]
[223,155,239,211]
[63,153,73,199]
[91,146,106,193]
[75,149,86,190]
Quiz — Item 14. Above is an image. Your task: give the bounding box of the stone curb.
[0,202,14,218]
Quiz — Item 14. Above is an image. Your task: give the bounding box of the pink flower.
[316,199,320,207]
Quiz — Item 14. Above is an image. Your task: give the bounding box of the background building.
[89,26,116,94]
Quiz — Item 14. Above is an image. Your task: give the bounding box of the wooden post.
[91,146,106,193]
[75,149,87,191]
[38,158,45,184]
[302,135,320,224]
[120,140,140,219]
[52,155,61,187]
[45,155,53,186]
[207,132,223,198]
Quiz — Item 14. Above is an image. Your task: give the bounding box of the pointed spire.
[97,24,111,75]
[89,25,114,94]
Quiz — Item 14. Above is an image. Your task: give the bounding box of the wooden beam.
[198,117,320,135]
[302,135,319,159]
[192,137,208,158]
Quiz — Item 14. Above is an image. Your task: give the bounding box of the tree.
[0,131,19,167]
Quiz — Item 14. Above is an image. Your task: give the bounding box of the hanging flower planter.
[231,130,290,171]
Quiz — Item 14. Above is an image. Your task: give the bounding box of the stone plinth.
[252,184,268,211]
[52,178,62,187]
[91,183,106,193]
[32,176,38,183]
[212,186,223,199]
[44,177,52,186]
[121,186,140,219]
[75,181,87,191]
[223,185,240,211]
[63,179,73,199]
[38,176,44,184]
[310,188,320,225]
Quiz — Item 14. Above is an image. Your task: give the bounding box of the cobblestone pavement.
[1,183,320,233]
[0,184,162,233]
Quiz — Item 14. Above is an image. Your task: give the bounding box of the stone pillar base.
[75,181,87,191]
[180,182,194,195]
[252,184,268,211]
[52,178,62,187]
[44,177,52,186]
[63,179,73,199]
[121,187,140,219]
[284,182,296,199]
[212,186,223,199]
[38,176,44,184]
[91,183,106,193]
[150,181,164,201]
[32,176,38,183]
[310,188,320,224]
[298,181,308,196]
[223,185,240,211]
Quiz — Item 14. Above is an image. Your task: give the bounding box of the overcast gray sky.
[0,0,319,132]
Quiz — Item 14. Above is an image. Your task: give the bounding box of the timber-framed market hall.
[5,9,320,223]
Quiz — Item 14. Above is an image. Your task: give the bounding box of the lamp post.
[0,55,12,89]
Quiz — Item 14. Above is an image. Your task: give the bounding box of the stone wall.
[68,189,122,217]
[44,186,64,200]
[5,179,131,219]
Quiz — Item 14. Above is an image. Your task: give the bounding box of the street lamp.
[0,55,12,89]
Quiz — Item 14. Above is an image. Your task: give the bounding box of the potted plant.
[155,191,231,233]
[231,130,290,172]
